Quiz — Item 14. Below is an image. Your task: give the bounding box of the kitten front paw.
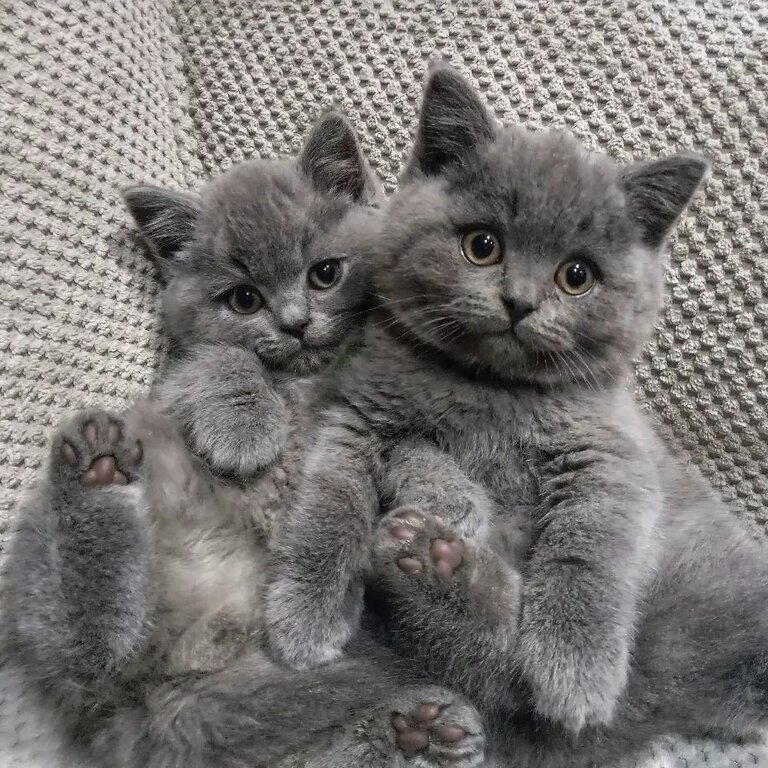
[518,622,628,732]
[53,410,143,488]
[265,574,361,670]
[187,389,287,477]
[156,346,288,478]
[387,688,485,767]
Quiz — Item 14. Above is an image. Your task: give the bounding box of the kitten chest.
[428,387,539,559]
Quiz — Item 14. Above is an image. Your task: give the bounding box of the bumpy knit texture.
[0,1,766,766]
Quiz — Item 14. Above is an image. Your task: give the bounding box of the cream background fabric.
[1,1,767,765]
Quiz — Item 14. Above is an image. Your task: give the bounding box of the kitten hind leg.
[371,508,521,709]
[633,540,768,739]
[5,408,151,686]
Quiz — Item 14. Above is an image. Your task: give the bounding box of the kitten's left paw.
[373,507,471,589]
[531,679,618,733]
[518,627,628,732]
[265,574,361,670]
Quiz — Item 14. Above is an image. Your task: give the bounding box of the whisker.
[556,351,580,385]
[568,350,597,391]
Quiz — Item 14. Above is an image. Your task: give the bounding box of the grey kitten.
[266,66,768,767]
[3,113,485,768]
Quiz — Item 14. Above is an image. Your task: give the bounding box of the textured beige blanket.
[1,1,767,765]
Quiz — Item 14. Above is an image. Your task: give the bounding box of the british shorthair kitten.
[4,112,487,768]
[267,66,768,767]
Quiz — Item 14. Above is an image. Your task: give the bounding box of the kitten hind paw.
[376,507,469,586]
[389,691,485,767]
[54,410,143,487]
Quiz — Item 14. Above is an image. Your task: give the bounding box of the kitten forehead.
[199,159,348,284]
[445,127,629,253]
[457,130,621,210]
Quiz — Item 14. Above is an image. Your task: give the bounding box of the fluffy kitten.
[266,66,768,767]
[3,113,486,768]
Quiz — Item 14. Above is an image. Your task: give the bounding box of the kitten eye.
[555,258,597,296]
[308,259,342,290]
[460,229,502,266]
[227,285,263,314]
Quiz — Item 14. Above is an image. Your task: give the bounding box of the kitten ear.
[406,63,496,178]
[621,153,709,248]
[299,111,380,204]
[122,185,202,270]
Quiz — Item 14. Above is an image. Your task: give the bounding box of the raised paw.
[54,410,143,487]
[389,691,485,767]
[379,507,467,584]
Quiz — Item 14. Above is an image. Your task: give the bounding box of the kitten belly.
[158,524,267,673]
[134,405,278,674]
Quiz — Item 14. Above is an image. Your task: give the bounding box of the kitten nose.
[279,316,310,339]
[503,297,535,327]
[278,302,310,338]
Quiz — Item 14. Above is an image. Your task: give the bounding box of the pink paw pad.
[60,418,142,488]
[430,538,465,578]
[391,703,466,755]
[389,508,425,543]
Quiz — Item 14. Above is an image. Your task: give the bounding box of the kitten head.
[376,64,708,386]
[124,112,380,375]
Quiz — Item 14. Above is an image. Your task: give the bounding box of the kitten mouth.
[257,340,336,374]
[486,322,515,337]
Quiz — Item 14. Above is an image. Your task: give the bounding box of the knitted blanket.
[1,1,766,765]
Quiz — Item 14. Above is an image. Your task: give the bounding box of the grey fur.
[4,112,485,768]
[267,66,768,767]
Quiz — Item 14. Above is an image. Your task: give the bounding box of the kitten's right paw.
[388,689,485,767]
[155,346,288,478]
[188,390,287,478]
[265,574,360,670]
[53,410,143,487]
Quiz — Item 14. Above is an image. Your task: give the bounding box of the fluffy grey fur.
[3,112,486,768]
[266,66,768,767]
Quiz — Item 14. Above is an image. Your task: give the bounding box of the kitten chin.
[267,347,335,376]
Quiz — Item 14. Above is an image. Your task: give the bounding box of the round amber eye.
[308,259,342,290]
[460,230,502,266]
[555,259,597,296]
[227,285,263,314]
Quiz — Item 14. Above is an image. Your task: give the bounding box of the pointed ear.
[122,185,202,270]
[406,63,496,178]
[621,153,709,248]
[299,111,380,204]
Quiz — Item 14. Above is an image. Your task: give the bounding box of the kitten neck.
[372,306,545,394]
